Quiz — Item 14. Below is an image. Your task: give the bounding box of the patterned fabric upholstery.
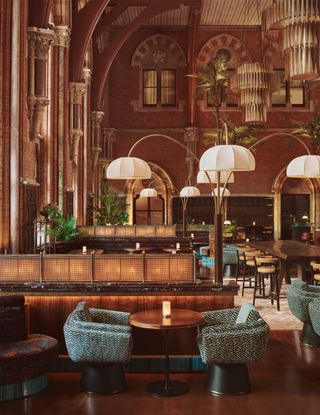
[0,295,27,342]
[223,244,238,265]
[64,302,132,363]
[0,334,58,386]
[309,299,320,336]
[286,280,320,323]
[198,306,269,365]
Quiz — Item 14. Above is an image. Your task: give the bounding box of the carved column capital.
[69,82,87,104]
[184,126,199,142]
[102,128,117,142]
[28,27,54,59]
[54,26,71,48]
[91,111,104,127]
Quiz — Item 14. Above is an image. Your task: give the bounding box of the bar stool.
[253,257,280,311]
[310,262,320,285]
[239,250,262,296]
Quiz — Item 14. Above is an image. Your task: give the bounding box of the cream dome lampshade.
[286,155,320,178]
[179,186,200,198]
[196,170,235,184]
[199,145,255,172]
[140,188,157,197]
[106,157,151,179]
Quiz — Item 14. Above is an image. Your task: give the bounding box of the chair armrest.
[63,324,132,363]
[70,319,131,334]
[201,308,238,326]
[89,308,131,326]
[306,285,320,294]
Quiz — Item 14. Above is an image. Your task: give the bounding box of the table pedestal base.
[146,380,189,397]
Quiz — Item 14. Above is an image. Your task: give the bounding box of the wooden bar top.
[130,309,204,330]
[248,240,320,261]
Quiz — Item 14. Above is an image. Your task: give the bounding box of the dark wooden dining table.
[248,240,320,285]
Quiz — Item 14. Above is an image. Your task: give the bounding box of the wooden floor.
[2,331,320,415]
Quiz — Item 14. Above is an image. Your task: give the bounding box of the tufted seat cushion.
[0,334,58,386]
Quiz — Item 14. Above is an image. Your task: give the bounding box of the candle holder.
[136,242,140,250]
[176,243,180,250]
[82,246,87,254]
[162,301,171,318]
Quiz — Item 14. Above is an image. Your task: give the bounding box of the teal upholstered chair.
[286,280,320,346]
[197,302,269,395]
[309,299,320,338]
[63,301,132,394]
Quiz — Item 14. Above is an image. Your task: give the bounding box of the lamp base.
[146,380,189,397]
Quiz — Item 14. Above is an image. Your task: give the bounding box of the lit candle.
[136,242,140,249]
[82,246,87,254]
[252,221,256,226]
[176,242,180,250]
[162,301,171,318]
[245,238,250,243]
[191,233,194,239]
[202,221,205,225]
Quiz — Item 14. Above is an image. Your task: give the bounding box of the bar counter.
[0,282,239,356]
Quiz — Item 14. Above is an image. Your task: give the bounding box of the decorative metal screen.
[94,255,142,282]
[42,255,91,282]
[0,256,40,281]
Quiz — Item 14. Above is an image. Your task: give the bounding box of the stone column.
[184,127,199,182]
[27,28,54,141]
[82,68,92,225]
[100,127,117,177]
[69,82,87,222]
[90,111,104,188]
[54,26,70,211]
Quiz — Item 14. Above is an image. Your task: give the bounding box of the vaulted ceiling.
[105,0,273,27]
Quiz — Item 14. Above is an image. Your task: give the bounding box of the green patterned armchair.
[309,299,320,338]
[197,302,269,395]
[286,280,320,346]
[63,301,132,394]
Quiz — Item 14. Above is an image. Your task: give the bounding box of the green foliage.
[224,220,238,240]
[203,115,258,147]
[292,108,320,154]
[41,203,79,241]
[94,184,129,225]
[187,55,228,107]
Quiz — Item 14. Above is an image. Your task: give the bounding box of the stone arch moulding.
[271,167,320,240]
[131,33,187,67]
[126,162,175,225]
[197,34,251,68]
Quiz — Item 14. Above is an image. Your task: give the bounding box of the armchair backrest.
[0,295,27,343]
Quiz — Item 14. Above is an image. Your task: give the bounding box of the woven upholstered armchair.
[197,302,269,395]
[64,301,132,394]
[286,280,320,346]
[309,299,320,338]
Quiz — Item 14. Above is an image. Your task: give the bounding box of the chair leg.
[300,322,320,347]
[205,363,251,395]
[81,362,126,394]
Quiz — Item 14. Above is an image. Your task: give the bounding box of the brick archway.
[197,34,251,68]
[131,34,187,67]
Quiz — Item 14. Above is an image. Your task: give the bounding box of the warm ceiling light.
[179,186,201,197]
[212,187,231,197]
[196,170,235,184]
[286,155,320,178]
[199,145,255,172]
[230,62,277,124]
[140,188,157,197]
[106,157,151,179]
[262,0,320,80]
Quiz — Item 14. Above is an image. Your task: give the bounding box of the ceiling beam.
[69,0,111,82]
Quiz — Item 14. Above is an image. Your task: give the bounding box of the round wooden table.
[130,308,204,397]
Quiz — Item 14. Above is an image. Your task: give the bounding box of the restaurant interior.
[1,0,320,414]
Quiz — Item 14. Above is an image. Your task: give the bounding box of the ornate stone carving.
[28,27,54,59]
[91,111,104,127]
[82,68,92,85]
[27,96,50,141]
[91,147,102,170]
[69,82,87,104]
[54,26,71,48]
[101,128,116,159]
[69,129,83,165]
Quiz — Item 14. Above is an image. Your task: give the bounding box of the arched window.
[131,34,187,111]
